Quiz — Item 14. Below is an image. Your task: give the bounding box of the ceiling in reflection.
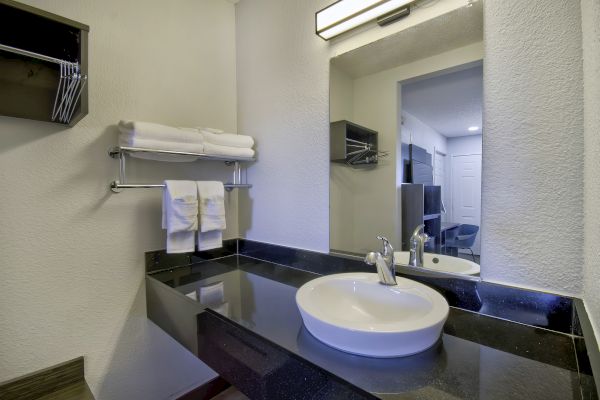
[402,64,483,137]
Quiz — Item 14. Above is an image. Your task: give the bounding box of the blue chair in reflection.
[445,224,479,262]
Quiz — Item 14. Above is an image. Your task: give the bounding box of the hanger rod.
[0,43,78,66]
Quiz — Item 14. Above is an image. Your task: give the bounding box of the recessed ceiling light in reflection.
[468,126,479,132]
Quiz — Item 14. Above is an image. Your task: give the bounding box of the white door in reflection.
[451,153,482,255]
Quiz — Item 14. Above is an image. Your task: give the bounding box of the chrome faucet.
[364,236,396,285]
[408,224,429,268]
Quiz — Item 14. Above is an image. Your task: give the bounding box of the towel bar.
[110,181,252,193]
[108,146,254,193]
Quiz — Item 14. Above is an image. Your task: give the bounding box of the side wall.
[582,0,600,346]
[0,0,237,398]
[401,111,448,155]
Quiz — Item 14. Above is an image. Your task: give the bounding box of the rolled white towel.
[203,142,255,158]
[119,134,203,162]
[118,120,204,144]
[199,127,224,134]
[199,129,254,149]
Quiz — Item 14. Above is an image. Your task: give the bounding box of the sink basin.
[394,251,480,275]
[296,273,449,358]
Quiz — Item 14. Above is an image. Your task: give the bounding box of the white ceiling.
[330,1,483,79]
[401,64,483,138]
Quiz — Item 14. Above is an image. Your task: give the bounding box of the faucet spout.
[365,236,396,285]
[408,224,429,268]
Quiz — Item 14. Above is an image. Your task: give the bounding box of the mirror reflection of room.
[400,63,482,265]
[329,3,483,277]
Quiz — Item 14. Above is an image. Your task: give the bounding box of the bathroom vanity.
[146,240,598,400]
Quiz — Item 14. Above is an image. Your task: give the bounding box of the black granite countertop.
[149,255,587,400]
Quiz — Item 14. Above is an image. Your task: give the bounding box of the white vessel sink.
[394,251,480,276]
[296,273,449,358]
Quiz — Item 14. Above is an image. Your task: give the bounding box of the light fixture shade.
[316,0,413,40]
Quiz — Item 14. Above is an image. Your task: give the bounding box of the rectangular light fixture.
[316,0,414,40]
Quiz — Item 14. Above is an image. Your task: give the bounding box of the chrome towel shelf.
[108,146,254,193]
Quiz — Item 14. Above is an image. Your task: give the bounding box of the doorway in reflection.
[400,63,483,263]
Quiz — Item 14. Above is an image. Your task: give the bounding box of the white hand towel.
[197,181,226,251]
[119,134,203,162]
[197,181,226,232]
[118,120,205,144]
[166,231,196,253]
[203,142,255,158]
[162,181,198,253]
[199,129,255,149]
[197,230,223,251]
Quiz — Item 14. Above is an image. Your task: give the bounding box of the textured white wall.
[401,111,448,155]
[0,0,237,398]
[582,0,600,346]
[329,65,354,122]
[481,0,584,295]
[329,66,356,253]
[236,0,331,251]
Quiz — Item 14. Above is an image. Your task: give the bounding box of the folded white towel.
[197,181,226,232]
[197,181,226,251]
[118,120,204,144]
[162,181,198,253]
[199,129,255,149]
[119,134,203,162]
[203,142,255,158]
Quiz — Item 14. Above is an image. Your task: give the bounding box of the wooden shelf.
[0,0,89,126]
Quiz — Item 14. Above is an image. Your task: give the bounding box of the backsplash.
[146,239,575,334]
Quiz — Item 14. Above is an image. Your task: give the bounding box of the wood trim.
[0,357,84,400]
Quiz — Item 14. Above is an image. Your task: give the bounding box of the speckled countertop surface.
[150,255,592,399]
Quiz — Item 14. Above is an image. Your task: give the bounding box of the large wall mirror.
[329,2,484,279]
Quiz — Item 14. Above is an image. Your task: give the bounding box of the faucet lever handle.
[376,236,392,255]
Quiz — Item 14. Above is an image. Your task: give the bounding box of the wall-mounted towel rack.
[108,146,254,193]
